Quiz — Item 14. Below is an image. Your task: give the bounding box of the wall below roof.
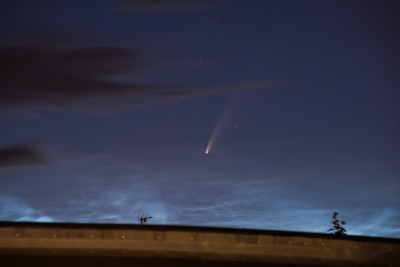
[0,222,399,266]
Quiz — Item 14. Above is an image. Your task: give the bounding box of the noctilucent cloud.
[0,0,399,237]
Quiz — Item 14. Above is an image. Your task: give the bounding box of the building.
[1,222,399,266]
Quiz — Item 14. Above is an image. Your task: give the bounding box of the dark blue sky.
[0,0,399,237]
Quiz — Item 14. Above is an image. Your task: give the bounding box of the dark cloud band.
[115,0,212,13]
[0,144,45,167]
[0,45,202,107]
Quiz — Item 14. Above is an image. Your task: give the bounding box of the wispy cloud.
[114,0,213,13]
[0,45,200,107]
[0,18,282,112]
[0,23,83,47]
[0,44,281,112]
[0,196,54,222]
[0,144,45,167]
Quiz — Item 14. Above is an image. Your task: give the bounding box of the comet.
[205,123,221,155]
[204,96,237,155]
[204,82,279,155]
[205,143,211,154]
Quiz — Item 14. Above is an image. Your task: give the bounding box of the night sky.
[1,0,399,237]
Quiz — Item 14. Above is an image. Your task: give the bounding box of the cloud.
[0,45,204,108]
[0,144,45,167]
[0,148,399,237]
[0,23,82,47]
[0,44,282,112]
[114,0,213,13]
[0,19,282,111]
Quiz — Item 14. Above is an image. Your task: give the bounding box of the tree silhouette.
[328,211,347,236]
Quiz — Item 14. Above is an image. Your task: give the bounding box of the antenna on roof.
[138,212,152,225]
